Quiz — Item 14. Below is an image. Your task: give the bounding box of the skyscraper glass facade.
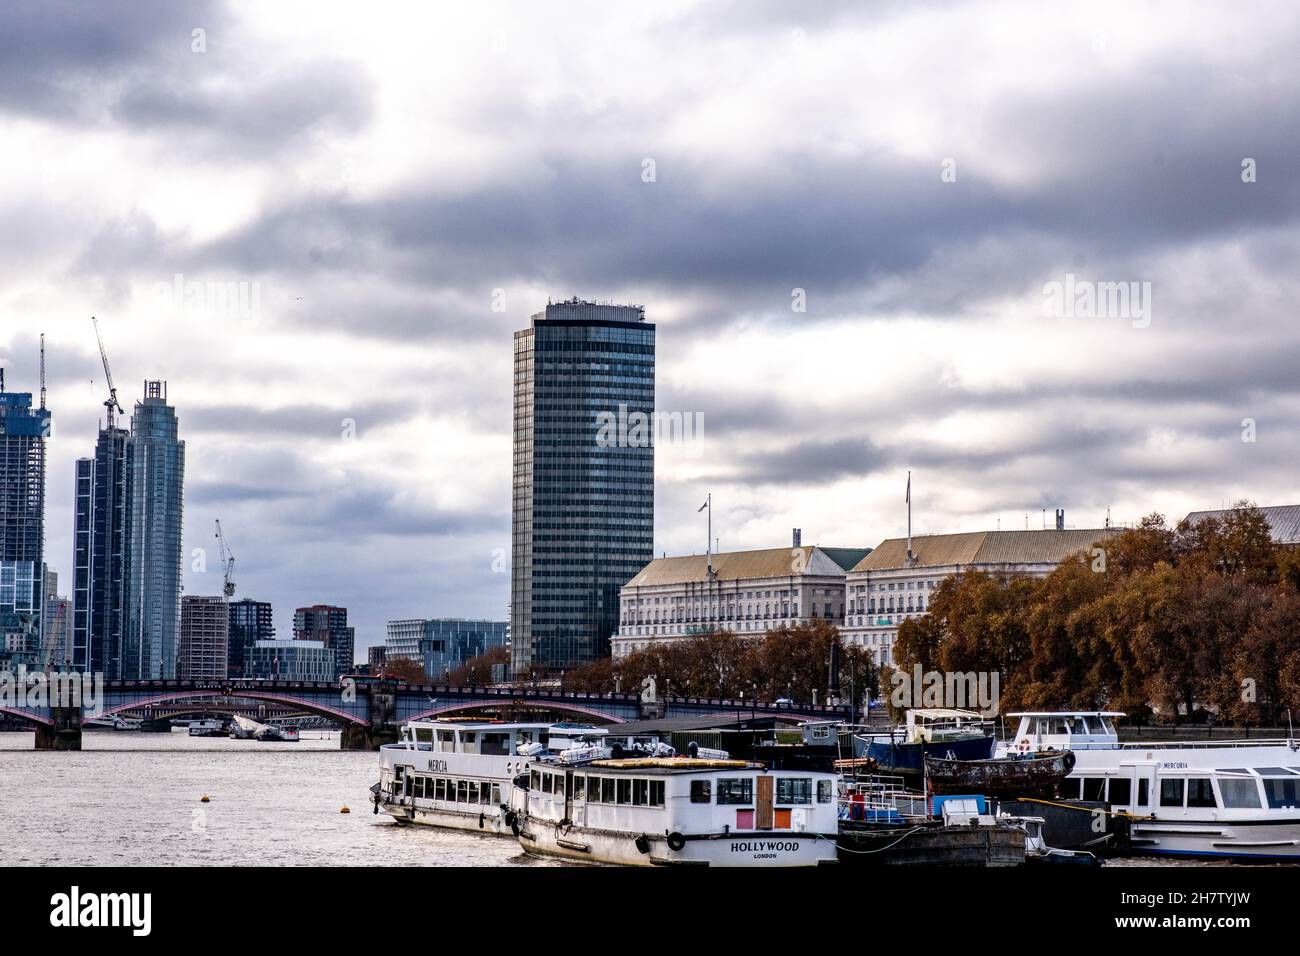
[0,385,51,669]
[124,382,185,679]
[73,427,128,675]
[511,299,655,675]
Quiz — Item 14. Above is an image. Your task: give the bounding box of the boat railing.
[1113,738,1299,751]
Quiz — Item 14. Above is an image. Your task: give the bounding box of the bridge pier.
[340,725,399,751]
[35,706,82,751]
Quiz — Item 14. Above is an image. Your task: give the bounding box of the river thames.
[0,729,562,867]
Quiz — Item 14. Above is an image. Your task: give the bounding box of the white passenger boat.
[374,720,603,835]
[999,711,1300,860]
[508,748,841,866]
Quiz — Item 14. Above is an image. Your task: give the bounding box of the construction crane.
[39,332,46,409]
[215,520,236,599]
[91,316,124,428]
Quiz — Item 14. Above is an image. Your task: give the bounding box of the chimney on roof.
[1055,509,1065,531]
[792,528,801,548]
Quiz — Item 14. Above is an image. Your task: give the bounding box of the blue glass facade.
[511,300,655,675]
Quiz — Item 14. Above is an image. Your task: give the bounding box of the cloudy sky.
[2,0,1298,655]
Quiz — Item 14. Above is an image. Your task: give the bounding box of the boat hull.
[379,797,515,836]
[865,734,996,774]
[925,751,1075,797]
[517,824,838,867]
[1129,818,1300,860]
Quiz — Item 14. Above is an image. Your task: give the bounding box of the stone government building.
[611,542,871,658]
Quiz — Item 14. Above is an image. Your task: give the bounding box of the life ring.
[634,834,652,854]
[1017,737,1032,754]
[666,832,686,852]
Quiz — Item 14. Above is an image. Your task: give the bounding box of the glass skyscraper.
[0,377,51,670]
[510,298,655,676]
[124,381,185,679]
[73,426,128,675]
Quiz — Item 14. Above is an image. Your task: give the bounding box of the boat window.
[468,781,479,803]
[1107,778,1131,806]
[633,779,649,806]
[1263,777,1300,809]
[1082,778,1105,801]
[1057,777,1081,800]
[1159,778,1185,807]
[601,778,616,803]
[617,779,632,804]
[437,730,454,752]
[1187,778,1216,808]
[480,733,510,756]
[413,777,425,799]
[1219,778,1262,809]
[1137,779,1149,806]
[817,780,833,803]
[491,785,501,805]
[1254,768,1290,775]
[717,778,754,805]
[650,781,665,807]
[461,732,477,754]
[1098,717,1115,735]
[435,779,447,800]
[530,770,540,791]
[573,776,586,801]
[1219,768,1249,775]
[776,778,812,805]
[415,728,434,748]
[457,780,468,803]
[690,780,712,804]
[1067,717,1089,735]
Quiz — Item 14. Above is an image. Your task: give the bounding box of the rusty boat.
[925,750,1076,798]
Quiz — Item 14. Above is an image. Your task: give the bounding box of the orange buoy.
[200,795,210,803]
[340,806,351,814]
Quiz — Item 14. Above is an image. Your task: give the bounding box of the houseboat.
[861,708,997,774]
[374,720,605,834]
[187,718,228,738]
[999,711,1300,860]
[509,753,841,866]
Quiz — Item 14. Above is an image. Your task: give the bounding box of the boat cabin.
[1005,711,1124,752]
[905,708,988,743]
[394,720,598,756]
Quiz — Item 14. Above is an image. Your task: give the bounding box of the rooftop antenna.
[39,333,46,409]
[91,317,124,429]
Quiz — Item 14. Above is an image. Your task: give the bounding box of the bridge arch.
[100,690,369,726]
[407,699,627,724]
[0,705,53,727]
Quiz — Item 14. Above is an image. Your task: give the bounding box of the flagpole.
[707,493,712,575]
[906,471,913,564]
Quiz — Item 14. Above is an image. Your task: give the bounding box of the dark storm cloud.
[0,0,371,154]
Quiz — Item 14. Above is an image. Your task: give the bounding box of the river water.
[2,729,1234,867]
[0,729,560,867]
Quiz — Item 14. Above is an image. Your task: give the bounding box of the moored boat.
[925,750,1076,797]
[374,720,605,835]
[998,711,1300,860]
[509,750,840,866]
[861,709,996,774]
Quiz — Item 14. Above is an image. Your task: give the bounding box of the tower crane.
[91,317,124,429]
[215,520,236,599]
